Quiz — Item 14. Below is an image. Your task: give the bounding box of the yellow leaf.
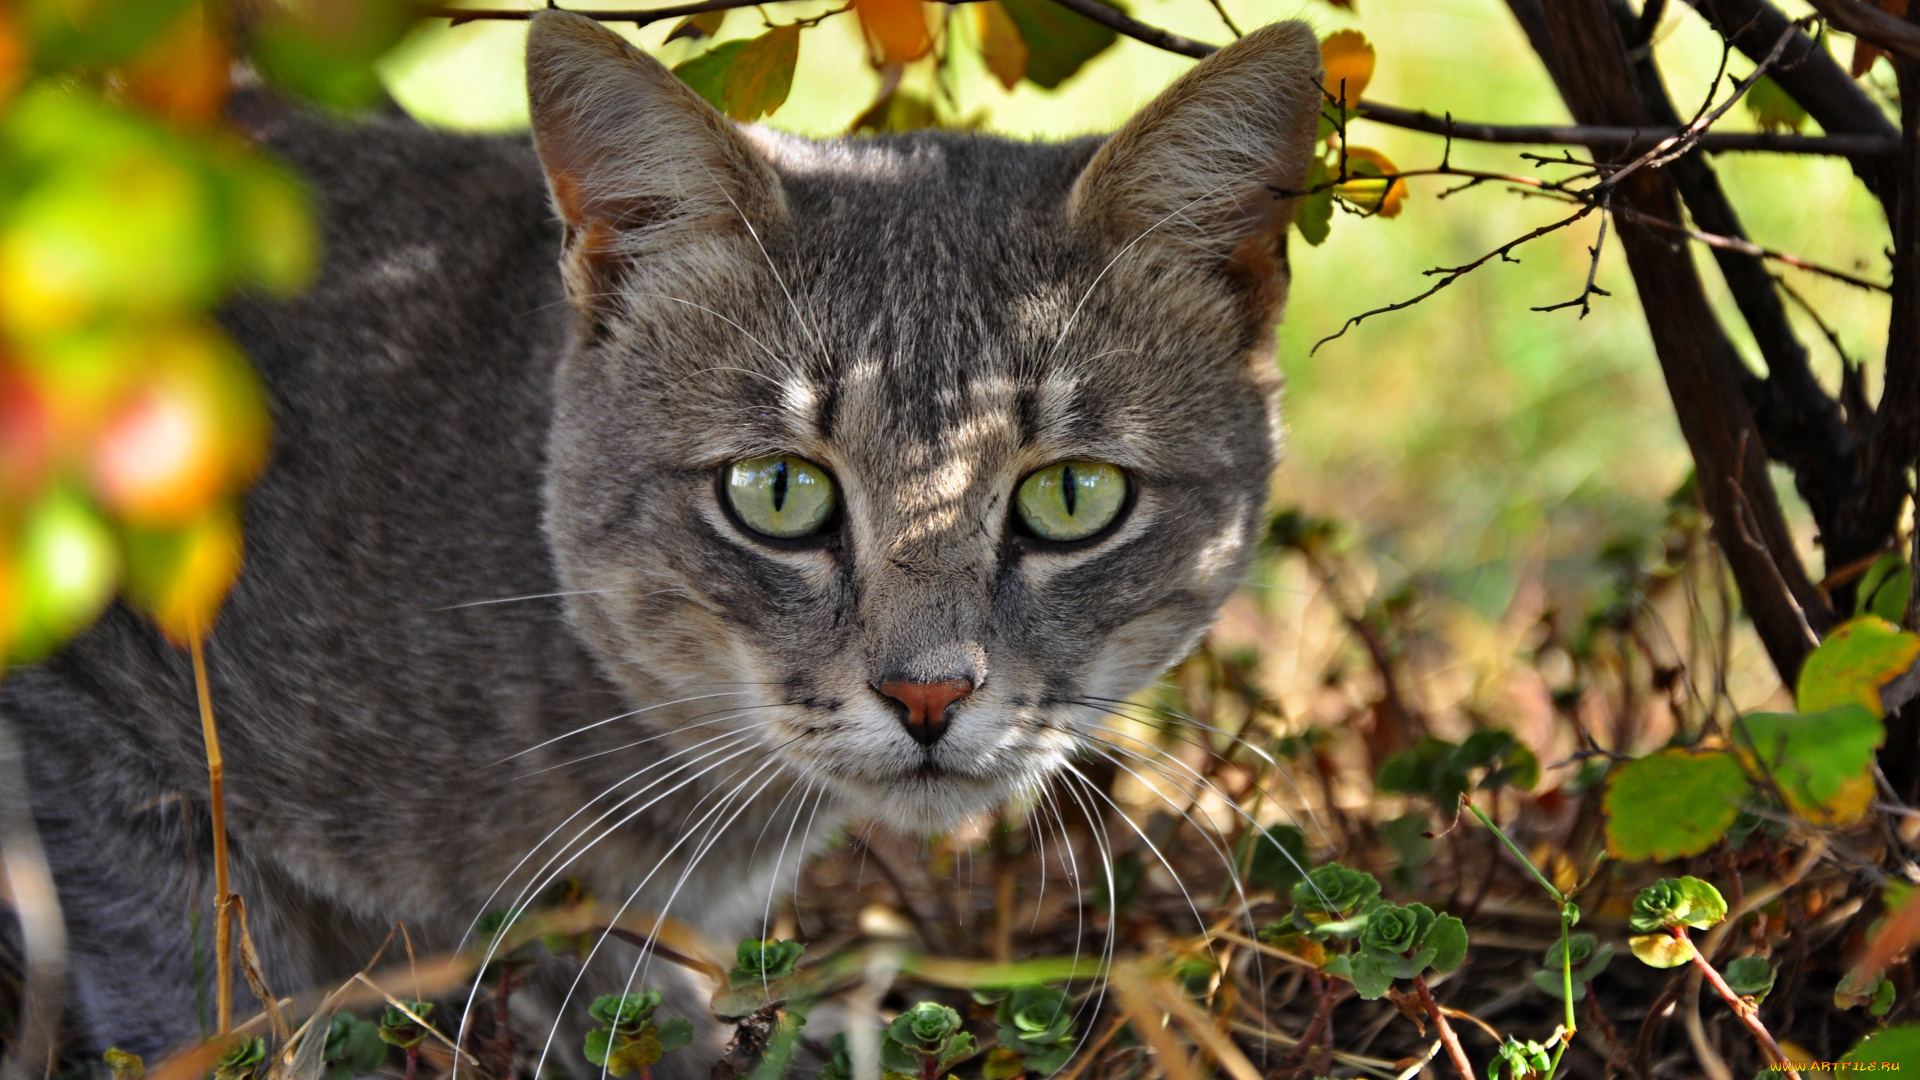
[1797,616,1920,718]
[975,1,1027,90]
[1334,146,1406,218]
[855,0,932,62]
[1320,30,1373,107]
[122,501,243,645]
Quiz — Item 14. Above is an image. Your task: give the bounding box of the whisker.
[1047,183,1231,363]
[493,691,764,766]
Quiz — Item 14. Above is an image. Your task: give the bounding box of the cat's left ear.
[525,10,786,304]
[1069,23,1323,279]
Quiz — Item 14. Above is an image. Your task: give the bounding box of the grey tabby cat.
[4,11,1321,1072]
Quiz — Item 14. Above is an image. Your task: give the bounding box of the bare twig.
[191,630,235,1034]
[1412,974,1474,1080]
[1356,100,1898,155]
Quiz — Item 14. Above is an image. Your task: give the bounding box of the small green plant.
[819,1033,855,1080]
[1289,864,1382,940]
[730,938,805,987]
[322,1014,388,1080]
[1377,730,1538,806]
[1529,933,1612,1001]
[880,1001,977,1080]
[583,992,694,1078]
[377,1002,434,1050]
[101,1049,144,1080]
[982,986,1078,1077]
[1487,1037,1552,1080]
[1325,900,1468,1000]
[1627,876,1726,967]
[211,1037,266,1080]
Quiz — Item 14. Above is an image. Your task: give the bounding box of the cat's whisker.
[1051,770,1121,1046]
[1076,695,1330,845]
[533,751,793,1080]
[431,586,617,611]
[630,291,801,383]
[792,783,829,928]
[455,732,769,1067]
[493,691,764,766]
[705,180,832,376]
[510,708,779,778]
[758,778,817,970]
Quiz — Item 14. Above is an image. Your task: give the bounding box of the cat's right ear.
[525,10,786,306]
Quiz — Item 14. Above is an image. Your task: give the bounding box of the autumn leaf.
[1320,29,1373,107]
[673,25,801,122]
[1851,0,1906,76]
[851,89,938,132]
[1797,616,1920,717]
[1743,75,1807,134]
[854,0,932,63]
[1603,748,1748,861]
[995,0,1121,89]
[1335,145,1406,218]
[122,6,230,127]
[975,1,1028,90]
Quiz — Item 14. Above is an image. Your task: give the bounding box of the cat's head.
[525,11,1321,829]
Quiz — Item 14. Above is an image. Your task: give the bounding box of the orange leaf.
[855,0,932,63]
[0,2,24,106]
[1335,145,1406,218]
[0,362,52,501]
[1320,30,1373,107]
[975,1,1027,90]
[122,502,243,646]
[122,7,230,126]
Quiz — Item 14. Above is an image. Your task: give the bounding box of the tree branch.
[1803,0,1920,62]
[1356,100,1899,156]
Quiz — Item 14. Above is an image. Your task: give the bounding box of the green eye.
[726,455,837,539]
[1016,461,1128,542]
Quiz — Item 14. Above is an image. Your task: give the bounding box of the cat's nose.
[877,678,974,747]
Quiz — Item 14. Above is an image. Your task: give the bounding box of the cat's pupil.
[1062,465,1077,516]
[772,459,789,512]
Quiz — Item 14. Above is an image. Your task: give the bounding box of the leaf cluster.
[321,1014,387,1080]
[880,1002,977,1079]
[1376,729,1539,806]
[582,993,694,1078]
[982,986,1078,1077]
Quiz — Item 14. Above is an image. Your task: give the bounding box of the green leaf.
[1722,956,1774,1001]
[1842,1026,1920,1070]
[1631,877,1726,932]
[1530,934,1612,1000]
[731,938,806,986]
[1735,704,1883,822]
[1295,158,1333,246]
[655,1018,694,1053]
[994,0,1121,89]
[1603,749,1747,861]
[1857,553,1910,623]
[1743,74,1809,133]
[213,1038,267,1080]
[666,9,727,41]
[583,1028,612,1068]
[377,1003,433,1050]
[981,1047,1025,1080]
[1345,949,1396,1000]
[590,992,662,1031]
[1872,976,1897,1017]
[1797,615,1920,718]
[997,986,1076,1056]
[249,0,420,111]
[1426,914,1468,973]
[672,25,801,122]
[605,1031,665,1077]
[1378,812,1435,891]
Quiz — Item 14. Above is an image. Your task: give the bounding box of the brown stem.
[1412,975,1473,1080]
[191,632,233,1035]
[1354,102,1897,155]
[1678,929,1800,1079]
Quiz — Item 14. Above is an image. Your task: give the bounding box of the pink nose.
[878,679,974,746]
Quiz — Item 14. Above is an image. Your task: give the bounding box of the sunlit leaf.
[1842,1026,1920,1070]
[672,25,800,122]
[1857,552,1911,624]
[89,323,270,527]
[974,1,1028,91]
[1628,932,1695,968]
[0,2,26,105]
[1603,748,1747,861]
[1320,29,1373,107]
[665,10,726,42]
[995,0,1120,90]
[216,150,318,296]
[1295,158,1333,246]
[122,499,243,645]
[853,0,931,63]
[0,92,222,336]
[1734,704,1882,824]
[9,486,119,661]
[1743,74,1808,133]
[1335,146,1406,218]
[1797,616,1920,717]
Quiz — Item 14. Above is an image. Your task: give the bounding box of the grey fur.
[5,16,1321,1072]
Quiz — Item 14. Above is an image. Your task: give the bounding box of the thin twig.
[1413,974,1474,1080]
[191,630,234,1035]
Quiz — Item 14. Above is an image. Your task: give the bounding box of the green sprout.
[377,1002,434,1050]
[583,992,693,1077]
[730,938,806,987]
[212,1037,267,1080]
[1325,900,1468,1000]
[1530,933,1613,1001]
[1290,864,1382,941]
[985,986,1078,1077]
[1629,877,1727,968]
[881,1001,977,1080]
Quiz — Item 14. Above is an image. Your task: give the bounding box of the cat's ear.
[1069,22,1322,278]
[525,10,785,303]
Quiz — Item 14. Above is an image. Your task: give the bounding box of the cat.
[3,10,1322,1074]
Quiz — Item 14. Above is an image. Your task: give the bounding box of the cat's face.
[526,12,1322,829]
